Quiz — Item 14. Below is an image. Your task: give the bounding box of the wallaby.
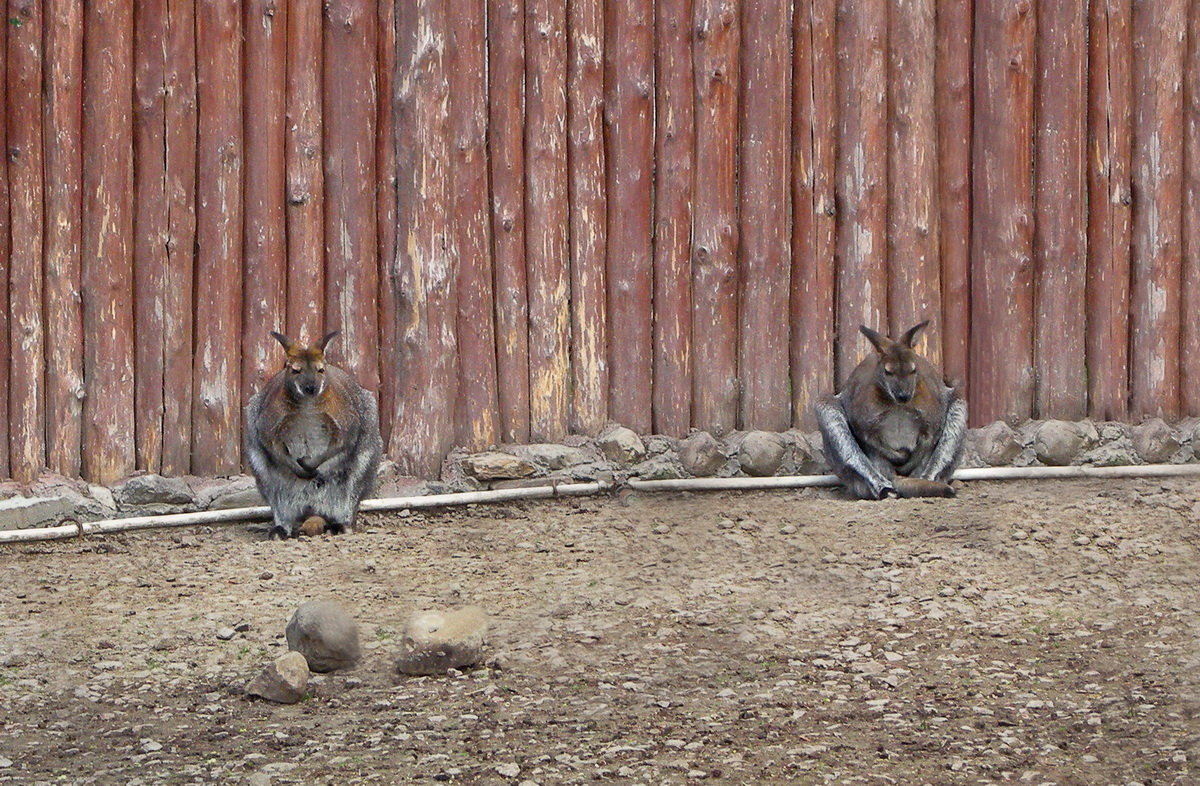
[815,321,966,500]
[245,331,383,539]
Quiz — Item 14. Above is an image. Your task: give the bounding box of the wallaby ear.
[859,325,891,355]
[270,331,295,352]
[900,320,929,348]
[317,330,341,352]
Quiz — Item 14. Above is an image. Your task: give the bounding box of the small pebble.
[216,627,236,641]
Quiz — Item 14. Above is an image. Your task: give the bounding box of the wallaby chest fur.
[842,355,947,471]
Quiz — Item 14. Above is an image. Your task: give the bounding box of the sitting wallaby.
[245,331,383,538]
[815,321,966,500]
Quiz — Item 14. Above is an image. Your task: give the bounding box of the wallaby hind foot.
[893,477,956,498]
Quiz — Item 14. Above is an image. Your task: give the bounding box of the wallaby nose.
[301,383,319,396]
[895,391,912,403]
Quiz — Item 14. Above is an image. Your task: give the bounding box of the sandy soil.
[2,478,1199,785]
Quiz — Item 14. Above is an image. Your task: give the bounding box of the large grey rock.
[1032,420,1088,466]
[972,421,1023,467]
[737,431,786,477]
[679,432,726,477]
[194,476,266,510]
[460,452,537,481]
[513,443,591,471]
[1131,418,1181,464]
[630,455,685,481]
[0,495,78,531]
[372,460,430,498]
[598,426,646,465]
[246,651,310,704]
[395,606,490,676]
[285,600,361,673]
[112,474,196,512]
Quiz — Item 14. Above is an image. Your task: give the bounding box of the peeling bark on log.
[936,0,972,395]
[448,0,500,449]
[568,0,608,435]
[526,0,571,441]
[0,18,9,478]
[738,0,791,431]
[324,0,380,395]
[969,0,1035,425]
[888,0,941,365]
[834,0,888,385]
[1183,0,1200,415]
[82,1,136,483]
[1085,0,1133,421]
[391,0,458,476]
[7,0,45,481]
[376,0,398,447]
[242,0,289,403]
[691,0,739,435]
[161,0,197,476]
[605,0,655,434]
[285,0,325,342]
[43,0,84,477]
[488,0,530,443]
[1034,0,1088,420]
[192,0,244,475]
[652,0,694,437]
[134,0,169,473]
[790,0,837,429]
[1129,0,1186,420]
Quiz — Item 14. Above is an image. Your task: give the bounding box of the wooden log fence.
[0,0,1198,483]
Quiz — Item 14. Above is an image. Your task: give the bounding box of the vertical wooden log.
[790,0,837,429]
[192,0,243,475]
[285,0,325,342]
[834,0,887,384]
[970,0,1035,425]
[1129,0,1186,420]
[161,0,198,476]
[653,0,694,436]
[243,0,288,402]
[605,0,654,434]
[567,0,608,435]
[888,0,941,363]
[43,0,84,477]
[1183,0,1200,415]
[737,0,791,430]
[488,0,530,443]
[691,0,739,435]
[376,0,398,447]
[1034,0,1088,419]
[0,16,9,479]
[7,0,45,481]
[526,0,570,441]
[448,0,500,449]
[134,0,169,473]
[1085,0,1133,421]
[325,0,380,393]
[391,0,457,476]
[936,0,972,392]
[82,1,136,483]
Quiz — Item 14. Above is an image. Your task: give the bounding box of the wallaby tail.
[893,477,956,499]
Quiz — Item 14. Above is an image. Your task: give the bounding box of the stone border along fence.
[1,418,1194,533]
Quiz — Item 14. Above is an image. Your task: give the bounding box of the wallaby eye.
[290,366,301,374]
[317,367,325,374]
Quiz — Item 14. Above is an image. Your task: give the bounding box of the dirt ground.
[2,478,1199,785]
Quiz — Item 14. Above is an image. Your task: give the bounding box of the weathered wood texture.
[5,0,1200,483]
[7,0,45,481]
[737,0,791,431]
[43,0,84,478]
[568,0,608,435]
[605,0,655,434]
[192,0,243,475]
[1129,0,1186,420]
[691,0,740,435]
[1085,0,1133,421]
[526,0,571,441]
[488,0,530,444]
[834,0,888,385]
[969,0,1036,425]
[1034,0,1088,419]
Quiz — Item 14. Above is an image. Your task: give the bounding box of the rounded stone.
[679,432,726,477]
[1032,420,1086,466]
[246,651,310,704]
[395,605,489,676]
[285,600,361,673]
[971,421,1023,467]
[1130,418,1181,464]
[737,431,786,477]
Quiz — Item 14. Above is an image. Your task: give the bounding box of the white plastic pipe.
[2,464,1199,545]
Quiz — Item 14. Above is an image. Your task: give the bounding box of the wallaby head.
[859,321,928,404]
[270,330,340,399]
